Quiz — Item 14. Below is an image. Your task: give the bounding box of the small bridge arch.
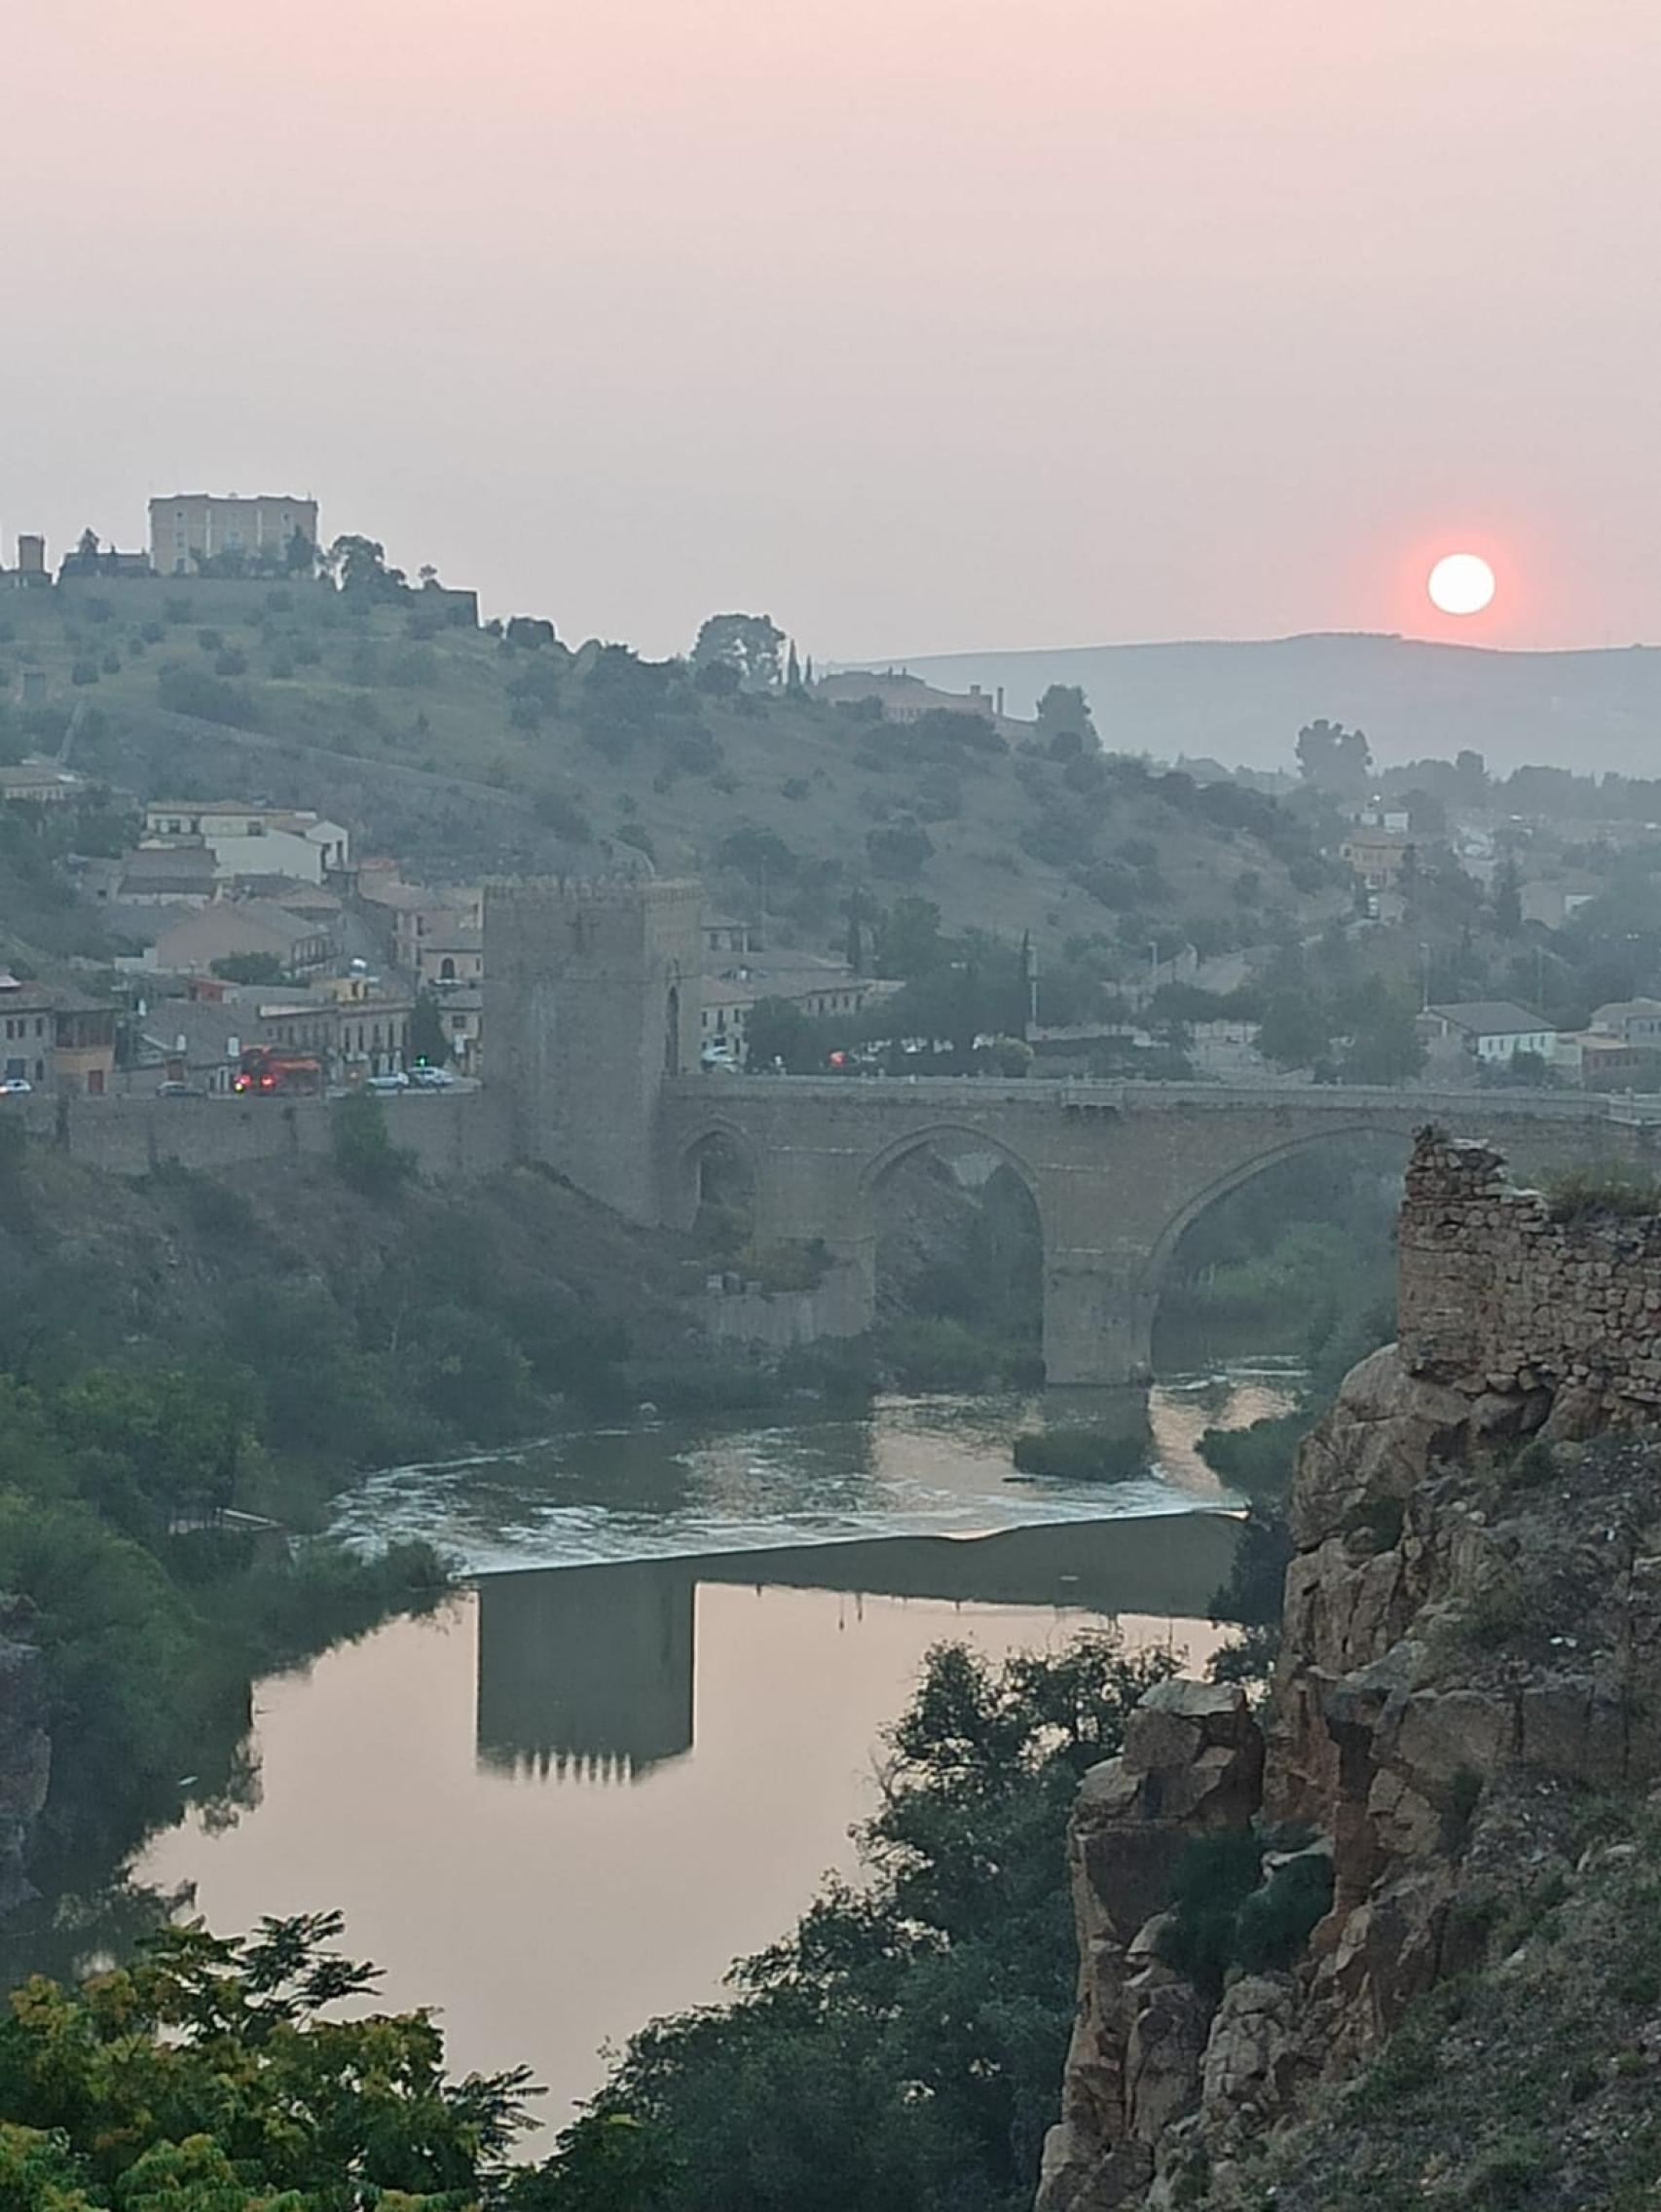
[665,1115,766,1235]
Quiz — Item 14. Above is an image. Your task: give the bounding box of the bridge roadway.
[660,1076,1658,1387]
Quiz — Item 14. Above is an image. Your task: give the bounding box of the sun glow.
[1427,552,1496,616]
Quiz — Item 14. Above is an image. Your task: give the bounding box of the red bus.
[233,1046,323,1097]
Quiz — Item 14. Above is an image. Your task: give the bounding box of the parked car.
[156,1080,203,1098]
[407,1064,458,1089]
[700,1043,738,1072]
[0,1079,31,1097]
[365,1071,410,1092]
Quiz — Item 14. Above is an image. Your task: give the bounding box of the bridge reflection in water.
[473,1512,1243,1785]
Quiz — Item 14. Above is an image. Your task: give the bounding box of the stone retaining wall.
[1399,1128,1661,1416]
[15,1087,509,1181]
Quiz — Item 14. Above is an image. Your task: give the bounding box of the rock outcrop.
[1040,1130,1661,2208]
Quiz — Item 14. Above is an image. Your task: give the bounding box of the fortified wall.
[1398,1129,1661,1424]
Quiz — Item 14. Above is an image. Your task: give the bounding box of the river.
[134,1364,1293,2133]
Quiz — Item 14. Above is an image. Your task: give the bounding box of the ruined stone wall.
[1398,1130,1661,1419]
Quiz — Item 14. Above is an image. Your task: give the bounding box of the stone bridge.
[476,879,1661,1389]
[657,1076,1656,1386]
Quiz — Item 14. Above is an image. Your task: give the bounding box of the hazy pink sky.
[6,1,1660,658]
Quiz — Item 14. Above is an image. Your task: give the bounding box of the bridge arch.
[857,1120,1045,1212]
[665,1115,765,1235]
[858,1120,1048,1372]
[1139,1118,1412,1294]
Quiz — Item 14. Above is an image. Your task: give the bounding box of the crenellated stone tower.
[482,876,702,1222]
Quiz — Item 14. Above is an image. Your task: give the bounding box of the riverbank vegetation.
[534,1632,1178,2212]
[0,1133,730,1928]
[0,1911,535,2210]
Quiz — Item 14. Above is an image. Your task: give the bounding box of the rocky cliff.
[1039,1130,1661,2210]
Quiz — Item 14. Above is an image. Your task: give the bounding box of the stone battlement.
[1399,1127,1661,1419]
[484,874,701,909]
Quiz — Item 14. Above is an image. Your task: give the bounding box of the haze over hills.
[860,633,1661,779]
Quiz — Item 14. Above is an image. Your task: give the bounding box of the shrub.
[1506,1437,1559,1490]
[1541,1165,1661,1221]
[1011,1426,1149,1481]
[1156,1830,1265,1995]
[331,1089,413,1198]
[1233,1850,1334,1972]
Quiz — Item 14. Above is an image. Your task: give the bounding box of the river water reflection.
[138,1369,1293,2129]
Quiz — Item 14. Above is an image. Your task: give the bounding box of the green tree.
[323,534,405,599]
[331,1090,412,1198]
[690,613,785,692]
[209,952,285,986]
[743,996,822,1071]
[409,987,451,1067]
[872,895,943,979]
[1257,991,1332,1070]
[1492,853,1524,937]
[1294,719,1372,796]
[1336,976,1426,1086]
[540,1635,1178,2212]
[1035,683,1097,750]
[0,1913,533,2210]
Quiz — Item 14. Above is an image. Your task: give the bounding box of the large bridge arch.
[860,1120,1049,1366]
[1131,1119,1410,1377]
[1140,1118,1411,1295]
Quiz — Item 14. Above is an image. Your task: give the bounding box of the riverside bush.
[1011,1426,1149,1481]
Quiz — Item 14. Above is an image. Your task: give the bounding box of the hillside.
[874,632,1661,778]
[0,579,1337,974]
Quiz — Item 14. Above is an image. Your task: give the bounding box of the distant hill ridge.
[844,632,1661,777]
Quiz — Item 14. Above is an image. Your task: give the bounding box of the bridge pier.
[1042,1250,1155,1389]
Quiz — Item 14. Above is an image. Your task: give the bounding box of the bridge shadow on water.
[473,1511,1242,1785]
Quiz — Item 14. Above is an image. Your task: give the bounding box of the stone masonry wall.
[15,1088,509,1180]
[1398,1129,1661,1419]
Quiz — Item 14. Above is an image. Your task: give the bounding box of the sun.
[1427,552,1496,616]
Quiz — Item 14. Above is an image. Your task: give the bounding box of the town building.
[700,948,891,1056]
[0,759,88,807]
[0,977,116,1095]
[1421,1000,1557,1067]
[257,973,411,1081]
[1340,825,1415,893]
[813,670,1006,724]
[415,920,483,992]
[138,900,333,978]
[142,802,350,883]
[1553,1030,1647,1088]
[1589,998,1661,1048]
[148,494,318,576]
[433,983,483,1077]
[114,845,220,905]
